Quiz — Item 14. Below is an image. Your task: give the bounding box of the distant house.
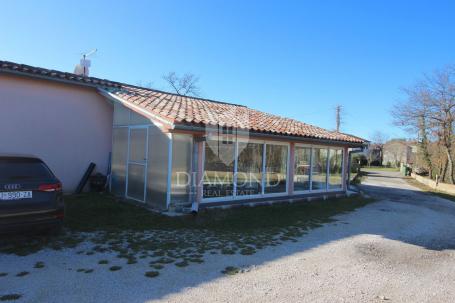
[365,144,383,166]
[382,139,416,167]
[0,60,367,212]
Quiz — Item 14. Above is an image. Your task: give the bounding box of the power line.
[335,104,342,132]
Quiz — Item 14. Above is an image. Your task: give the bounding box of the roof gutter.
[97,88,175,128]
[0,68,104,90]
[173,123,367,148]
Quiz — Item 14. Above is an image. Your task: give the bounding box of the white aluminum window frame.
[293,144,345,194]
[293,144,313,194]
[201,137,290,203]
[125,125,150,203]
[327,148,344,191]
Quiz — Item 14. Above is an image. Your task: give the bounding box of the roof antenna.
[74,49,97,77]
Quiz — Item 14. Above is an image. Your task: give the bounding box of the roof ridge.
[0,60,246,107]
[0,59,366,144]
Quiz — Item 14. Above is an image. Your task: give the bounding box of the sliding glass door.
[311,148,328,190]
[264,144,288,194]
[236,142,263,196]
[294,146,312,191]
[328,149,343,189]
[203,139,235,198]
[202,139,344,202]
[203,139,289,200]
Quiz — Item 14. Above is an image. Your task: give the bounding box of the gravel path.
[2,170,455,302]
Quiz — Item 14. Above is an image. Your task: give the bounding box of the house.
[382,139,417,167]
[0,60,367,212]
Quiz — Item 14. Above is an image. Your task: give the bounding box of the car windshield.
[0,159,53,181]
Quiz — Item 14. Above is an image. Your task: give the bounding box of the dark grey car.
[0,156,64,233]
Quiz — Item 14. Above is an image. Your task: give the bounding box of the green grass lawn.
[63,193,371,232]
[361,166,400,172]
[0,193,373,275]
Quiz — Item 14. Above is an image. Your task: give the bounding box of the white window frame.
[327,148,344,191]
[293,144,313,194]
[125,125,149,203]
[201,138,290,203]
[294,144,345,194]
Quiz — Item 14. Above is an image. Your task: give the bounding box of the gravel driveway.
[2,170,455,302]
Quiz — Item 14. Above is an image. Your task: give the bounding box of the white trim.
[261,143,266,195]
[327,148,344,190]
[293,145,312,194]
[341,148,346,190]
[125,126,148,203]
[99,88,171,128]
[326,148,330,191]
[200,138,348,204]
[143,127,149,202]
[113,123,153,128]
[287,144,291,192]
[232,141,239,197]
[263,143,289,196]
[201,139,290,203]
[309,147,313,191]
[166,133,173,208]
[125,126,131,199]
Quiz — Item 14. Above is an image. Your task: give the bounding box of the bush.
[370,160,381,166]
[350,162,360,174]
[414,167,429,176]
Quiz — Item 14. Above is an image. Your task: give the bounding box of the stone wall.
[411,173,455,195]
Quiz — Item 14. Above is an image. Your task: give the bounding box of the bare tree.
[368,131,388,165]
[136,81,154,89]
[392,65,455,183]
[162,72,201,97]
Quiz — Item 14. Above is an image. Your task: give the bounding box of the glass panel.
[111,128,128,196]
[0,161,53,181]
[130,111,151,125]
[127,163,145,201]
[236,142,263,196]
[203,139,235,198]
[146,125,169,210]
[113,103,130,126]
[129,128,147,163]
[329,149,343,189]
[312,148,328,190]
[171,134,193,204]
[294,146,311,191]
[265,144,288,194]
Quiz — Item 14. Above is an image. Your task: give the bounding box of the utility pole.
[335,105,342,132]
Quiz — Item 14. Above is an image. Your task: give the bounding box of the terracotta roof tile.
[0,60,366,144]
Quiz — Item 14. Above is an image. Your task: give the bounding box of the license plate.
[0,191,33,200]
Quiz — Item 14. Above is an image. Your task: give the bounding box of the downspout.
[191,137,204,214]
[347,147,366,191]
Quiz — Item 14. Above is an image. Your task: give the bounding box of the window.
[328,149,343,189]
[264,144,288,194]
[0,159,53,181]
[294,146,311,191]
[312,148,328,190]
[236,142,263,196]
[203,139,235,198]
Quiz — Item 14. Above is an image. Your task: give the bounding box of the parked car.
[0,155,64,233]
